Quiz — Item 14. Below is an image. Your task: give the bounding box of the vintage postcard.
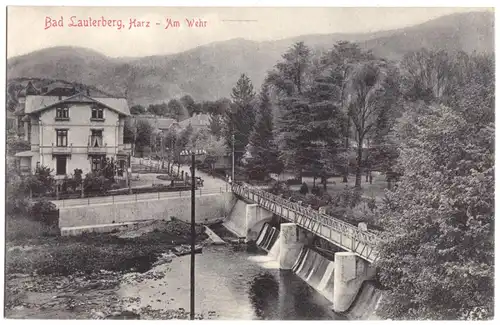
[3,5,495,321]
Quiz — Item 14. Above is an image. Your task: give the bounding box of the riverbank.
[5,218,210,319]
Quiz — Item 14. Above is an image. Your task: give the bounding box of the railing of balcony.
[51,143,73,154]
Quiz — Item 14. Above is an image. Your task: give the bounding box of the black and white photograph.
[2,3,495,321]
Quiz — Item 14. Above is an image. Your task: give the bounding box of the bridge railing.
[232,183,382,247]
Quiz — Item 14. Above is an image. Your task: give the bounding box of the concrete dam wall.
[254,221,384,320]
[223,199,273,240]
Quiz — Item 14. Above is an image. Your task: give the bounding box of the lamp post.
[179,148,207,320]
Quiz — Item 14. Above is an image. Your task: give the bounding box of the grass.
[291,173,388,200]
[6,217,58,242]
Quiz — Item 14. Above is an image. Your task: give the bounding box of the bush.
[330,186,362,208]
[311,186,322,196]
[30,199,58,227]
[84,172,114,194]
[299,182,309,194]
[269,181,291,196]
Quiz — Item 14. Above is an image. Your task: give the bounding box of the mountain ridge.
[7,11,494,105]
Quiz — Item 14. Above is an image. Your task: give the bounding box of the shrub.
[30,199,58,227]
[84,172,114,194]
[331,186,362,208]
[299,182,309,194]
[6,174,30,215]
[311,186,322,196]
[26,165,55,196]
[269,181,291,196]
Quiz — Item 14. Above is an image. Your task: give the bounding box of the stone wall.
[59,192,235,228]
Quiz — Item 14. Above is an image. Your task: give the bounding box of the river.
[119,245,344,320]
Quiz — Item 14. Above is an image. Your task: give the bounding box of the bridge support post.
[245,204,273,242]
[332,252,376,313]
[279,223,306,270]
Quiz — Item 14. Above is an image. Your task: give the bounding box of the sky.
[6,6,492,58]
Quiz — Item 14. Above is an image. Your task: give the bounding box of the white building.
[15,83,131,177]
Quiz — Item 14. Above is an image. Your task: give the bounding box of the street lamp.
[179,148,207,320]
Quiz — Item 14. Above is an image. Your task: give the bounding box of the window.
[56,106,69,119]
[27,122,31,142]
[56,129,68,147]
[118,160,125,176]
[56,156,67,175]
[91,105,104,120]
[91,156,104,172]
[90,129,103,147]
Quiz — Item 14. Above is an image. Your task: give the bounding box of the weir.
[223,202,383,318]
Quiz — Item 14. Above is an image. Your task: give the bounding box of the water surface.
[119,245,342,320]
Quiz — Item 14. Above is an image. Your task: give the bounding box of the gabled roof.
[178,113,211,128]
[156,118,177,130]
[17,81,40,98]
[25,92,130,116]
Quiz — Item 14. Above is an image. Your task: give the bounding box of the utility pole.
[342,63,350,184]
[180,149,206,321]
[190,152,196,320]
[232,133,235,184]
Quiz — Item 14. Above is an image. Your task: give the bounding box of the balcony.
[88,135,107,154]
[88,144,108,155]
[51,144,73,155]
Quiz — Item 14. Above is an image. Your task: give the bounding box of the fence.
[52,186,230,208]
[232,182,383,262]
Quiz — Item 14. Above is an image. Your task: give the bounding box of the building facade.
[14,83,131,177]
[178,113,210,132]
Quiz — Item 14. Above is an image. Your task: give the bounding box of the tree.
[162,129,178,170]
[130,104,146,115]
[180,95,197,117]
[134,118,154,157]
[123,118,136,144]
[375,104,494,320]
[399,49,454,103]
[446,52,494,126]
[246,85,283,179]
[266,42,313,181]
[167,99,189,120]
[173,125,193,173]
[222,74,256,164]
[318,41,375,182]
[188,128,228,172]
[147,102,169,116]
[7,136,30,156]
[202,98,230,116]
[346,60,399,188]
[267,41,312,96]
[209,114,223,139]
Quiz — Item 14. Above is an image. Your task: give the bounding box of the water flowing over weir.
[251,222,384,320]
[248,223,281,269]
[256,223,280,252]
